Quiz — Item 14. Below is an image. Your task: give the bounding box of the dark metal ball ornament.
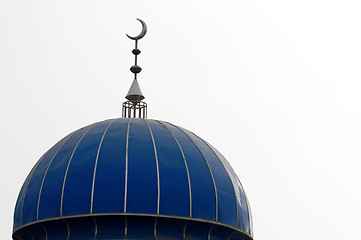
[132,49,141,55]
[126,18,147,40]
[130,65,142,74]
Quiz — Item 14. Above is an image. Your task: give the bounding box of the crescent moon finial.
[126,19,147,40]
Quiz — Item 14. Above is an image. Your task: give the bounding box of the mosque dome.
[13,118,252,239]
[13,19,253,240]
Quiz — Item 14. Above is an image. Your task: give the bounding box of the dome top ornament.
[122,19,148,118]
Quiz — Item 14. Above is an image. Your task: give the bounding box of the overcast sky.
[1,1,361,239]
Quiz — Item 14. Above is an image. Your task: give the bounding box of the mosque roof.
[13,19,253,240]
[13,118,252,236]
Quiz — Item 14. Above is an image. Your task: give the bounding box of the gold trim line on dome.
[177,126,219,222]
[144,119,161,214]
[158,121,193,218]
[90,120,116,214]
[21,152,46,225]
[60,123,98,216]
[201,138,240,228]
[37,132,75,221]
[123,118,131,213]
[13,212,253,239]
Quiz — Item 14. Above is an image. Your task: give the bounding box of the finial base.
[122,100,147,118]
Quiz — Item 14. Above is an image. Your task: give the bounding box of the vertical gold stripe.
[25,229,35,240]
[124,215,128,240]
[65,219,70,240]
[144,119,160,214]
[37,133,74,220]
[93,217,98,240]
[21,152,46,225]
[201,139,240,227]
[154,217,158,240]
[90,120,116,213]
[41,223,48,240]
[245,193,253,235]
[159,121,192,218]
[124,118,131,213]
[60,123,97,216]
[208,225,216,240]
[178,127,219,222]
[183,221,188,240]
[227,230,236,240]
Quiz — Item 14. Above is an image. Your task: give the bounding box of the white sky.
[1,1,361,239]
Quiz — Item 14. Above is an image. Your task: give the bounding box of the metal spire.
[122,19,148,118]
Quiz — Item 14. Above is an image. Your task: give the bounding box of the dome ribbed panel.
[162,122,217,221]
[13,153,44,229]
[180,128,238,227]
[206,143,252,233]
[92,118,129,214]
[13,119,252,236]
[37,125,93,221]
[126,119,158,214]
[147,120,190,217]
[21,136,70,225]
[62,120,112,216]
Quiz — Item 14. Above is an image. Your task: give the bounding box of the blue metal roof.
[13,118,252,236]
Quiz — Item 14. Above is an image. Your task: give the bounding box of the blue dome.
[13,118,252,239]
